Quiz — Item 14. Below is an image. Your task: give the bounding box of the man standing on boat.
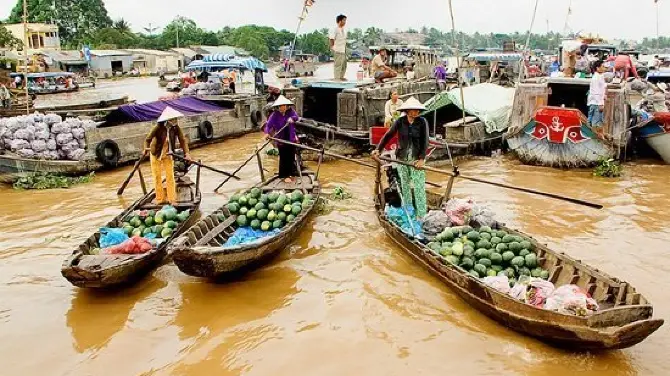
[143,107,191,205]
[587,60,607,134]
[330,14,348,81]
[372,97,429,219]
[264,95,301,183]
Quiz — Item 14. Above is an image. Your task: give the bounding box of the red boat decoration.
[525,107,594,144]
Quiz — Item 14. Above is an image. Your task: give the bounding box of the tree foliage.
[8,0,112,47]
[0,25,23,49]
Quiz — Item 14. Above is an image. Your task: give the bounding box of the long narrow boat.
[171,171,320,278]
[61,175,202,288]
[374,169,663,350]
[638,112,670,164]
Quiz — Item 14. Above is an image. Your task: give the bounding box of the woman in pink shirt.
[613,53,638,79]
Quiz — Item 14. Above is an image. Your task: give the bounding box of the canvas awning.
[423,83,515,133]
[186,56,267,72]
[103,97,224,125]
[465,53,523,62]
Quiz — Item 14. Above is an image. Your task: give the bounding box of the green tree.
[8,0,112,46]
[113,19,131,33]
[160,17,205,48]
[297,30,329,56]
[90,27,138,49]
[0,25,23,49]
[363,27,384,46]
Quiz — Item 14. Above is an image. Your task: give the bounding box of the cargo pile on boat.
[120,205,191,239]
[0,113,96,160]
[180,82,225,96]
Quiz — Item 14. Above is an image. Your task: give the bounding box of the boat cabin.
[11,72,79,94]
[511,77,629,148]
[368,45,439,78]
[185,54,267,95]
[558,40,617,70]
[277,53,317,78]
[460,52,523,86]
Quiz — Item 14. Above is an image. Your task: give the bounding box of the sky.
[0,0,666,41]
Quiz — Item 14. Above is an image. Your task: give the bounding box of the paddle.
[170,154,241,180]
[117,154,146,196]
[377,156,603,210]
[213,122,293,193]
[266,136,443,188]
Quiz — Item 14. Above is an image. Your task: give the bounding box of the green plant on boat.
[13,172,95,190]
[593,159,622,178]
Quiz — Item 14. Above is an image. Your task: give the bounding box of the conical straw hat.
[397,97,426,111]
[272,95,294,107]
[157,106,184,123]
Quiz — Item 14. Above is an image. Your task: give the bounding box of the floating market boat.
[373,168,664,350]
[62,174,202,288]
[638,112,670,164]
[171,170,321,279]
[276,53,317,78]
[11,72,80,95]
[506,77,631,168]
[0,95,266,183]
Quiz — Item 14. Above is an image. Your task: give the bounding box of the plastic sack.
[35,130,50,140]
[78,138,86,149]
[103,236,153,255]
[443,198,473,226]
[51,122,71,134]
[44,113,63,125]
[72,127,86,140]
[16,148,35,158]
[56,132,73,146]
[422,210,452,236]
[470,202,496,228]
[31,112,44,123]
[67,148,86,160]
[526,279,555,307]
[224,227,281,247]
[99,227,129,248]
[46,139,57,151]
[13,129,34,141]
[544,285,599,316]
[482,275,511,294]
[10,139,30,151]
[509,275,532,301]
[385,204,423,238]
[30,139,47,152]
[82,120,97,131]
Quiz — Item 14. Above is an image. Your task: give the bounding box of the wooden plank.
[195,216,236,246]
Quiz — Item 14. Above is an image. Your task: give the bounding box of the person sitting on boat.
[372,97,429,219]
[371,48,397,83]
[143,107,191,205]
[587,60,608,134]
[264,95,301,183]
[384,90,404,127]
[613,52,639,80]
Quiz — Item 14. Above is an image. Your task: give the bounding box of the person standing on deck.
[264,95,301,183]
[0,84,11,108]
[143,107,191,205]
[371,47,397,83]
[587,60,608,134]
[384,90,404,127]
[330,15,348,81]
[372,97,429,219]
[434,61,447,91]
[613,52,639,80]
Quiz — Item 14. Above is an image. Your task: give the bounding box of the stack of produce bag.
[442,198,496,228]
[0,112,96,160]
[103,236,154,255]
[226,188,315,232]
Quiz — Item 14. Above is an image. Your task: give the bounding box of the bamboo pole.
[447,0,467,127]
[22,0,30,115]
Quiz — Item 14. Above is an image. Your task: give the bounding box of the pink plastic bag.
[443,198,473,226]
[544,285,599,316]
[526,279,555,307]
[482,275,511,294]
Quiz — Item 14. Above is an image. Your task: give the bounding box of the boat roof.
[647,69,670,77]
[306,80,365,89]
[10,72,76,78]
[369,45,437,53]
[186,55,267,72]
[464,52,523,62]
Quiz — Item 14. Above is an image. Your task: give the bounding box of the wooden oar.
[213,122,292,193]
[378,156,603,209]
[266,136,443,188]
[170,154,241,180]
[117,154,146,196]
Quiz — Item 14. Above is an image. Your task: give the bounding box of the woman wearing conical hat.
[264,95,301,183]
[372,97,429,219]
[143,106,191,204]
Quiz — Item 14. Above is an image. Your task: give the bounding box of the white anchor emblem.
[549,116,564,132]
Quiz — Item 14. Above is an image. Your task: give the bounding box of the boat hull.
[638,115,670,164]
[645,133,670,163]
[507,106,616,168]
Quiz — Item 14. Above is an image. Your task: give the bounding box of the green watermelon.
[462,225,474,234]
[524,253,538,268]
[161,227,174,238]
[476,239,491,249]
[144,216,155,227]
[474,248,487,259]
[268,192,279,203]
[466,231,481,242]
[439,247,453,257]
[255,202,266,211]
[511,256,525,267]
[502,235,515,243]
[257,209,269,221]
[463,245,475,257]
[441,229,455,241]
[122,226,133,235]
[250,188,262,199]
[519,249,531,257]
[428,242,441,251]
[468,270,479,278]
[502,251,515,262]
[490,236,502,245]
[142,227,153,236]
[491,265,504,273]
[250,219,261,230]
[531,268,543,278]
[291,204,302,216]
[154,225,164,235]
[217,214,226,222]
[287,214,296,223]
[283,204,292,213]
[247,209,257,220]
[460,257,475,270]
[239,207,249,216]
[130,216,143,227]
[518,267,531,277]
[540,270,550,280]
[164,209,177,221]
[509,242,522,252]
[272,220,283,229]
[277,212,287,222]
[260,194,269,205]
[496,243,508,253]
[165,220,178,229]
[473,264,487,277]
[261,221,272,231]
[486,269,498,277]
[177,211,190,222]
[237,215,248,227]
[276,194,288,206]
[227,203,240,214]
[496,230,508,238]
[480,232,492,241]
[138,225,146,233]
[291,190,304,203]
[445,255,460,265]
[479,258,492,267]
[230,193,241,203]
[248,198,258,207]
[490,252,503,265]
[267,211,277,222]
[479,226,492,233]
[238,195,248,206]
[520,240,533,250]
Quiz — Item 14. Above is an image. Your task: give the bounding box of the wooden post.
[315,147,325,181]
[137,166,148,195]
[441,173,458,207]
[255,146,265,182]
[375,160,385,209]
[195,160,202,198]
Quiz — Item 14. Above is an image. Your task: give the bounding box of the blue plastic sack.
[224,227,281,247]
[385,205,423,238]
[99,227,129,248]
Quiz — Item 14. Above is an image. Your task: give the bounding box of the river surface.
[1,75,669,375]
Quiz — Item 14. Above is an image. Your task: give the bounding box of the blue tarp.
[103,97,224,125]
[224,227,281,247]
[186,56,267,72]
[385,205,423,238]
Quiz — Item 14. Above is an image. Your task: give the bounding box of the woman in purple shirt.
[264,95,300,182]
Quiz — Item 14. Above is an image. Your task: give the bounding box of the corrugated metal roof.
[196,45,250,56]
[124,49,179,57]
[36,50,85,62]
[89,50,133,57]
[170,48,198,57]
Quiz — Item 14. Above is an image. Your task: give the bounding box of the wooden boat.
[638,113,670,164]
[507,78,631,168]
[171,171,321,278]
[61,175,202,288]
[373,169,663,350]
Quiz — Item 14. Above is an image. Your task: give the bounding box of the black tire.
[99,100,108,108]
[198,120,214,141]
[95,139,121,167]
[250,110,263,127]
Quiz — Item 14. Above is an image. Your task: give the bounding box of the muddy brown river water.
[1,76,669,375]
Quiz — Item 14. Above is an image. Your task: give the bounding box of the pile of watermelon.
[427,225,550,285]
[226,188,315,232]
[119,205,190,240]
